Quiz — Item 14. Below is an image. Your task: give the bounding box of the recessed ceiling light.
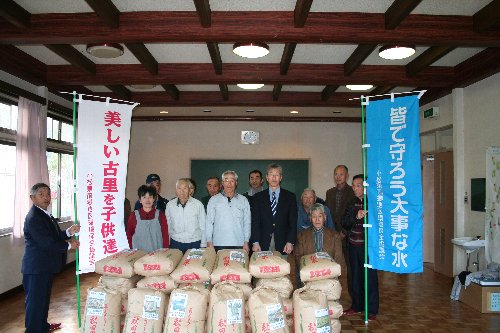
[246,109,255,113]
[379,45,416,60]
[346,84,374,91]
[159,111,168,114]
[202,109,211,113]
[86,43,124,58]
[237,83,265,90]
[290,110,299,114]
[233,42,269,58]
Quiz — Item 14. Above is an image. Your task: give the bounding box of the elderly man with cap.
[134,173,169,212]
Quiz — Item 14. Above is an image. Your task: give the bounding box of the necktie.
[49,214,61,235]
[271,192,277,216]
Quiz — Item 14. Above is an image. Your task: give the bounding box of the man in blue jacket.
[22,183,80,332]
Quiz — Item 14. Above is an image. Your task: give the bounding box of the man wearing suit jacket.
[22,183,80,333]
[251,163,297,255]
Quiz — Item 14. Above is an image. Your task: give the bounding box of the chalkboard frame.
[190,159,309,199]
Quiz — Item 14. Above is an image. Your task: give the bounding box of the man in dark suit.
[251,163,297,255]
[22,183,80,333]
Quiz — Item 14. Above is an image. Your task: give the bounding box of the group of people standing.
[126,163,380,320]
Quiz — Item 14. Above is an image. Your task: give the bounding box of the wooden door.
[433,151,454,277]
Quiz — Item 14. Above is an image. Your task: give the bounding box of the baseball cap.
[146,174,161,183]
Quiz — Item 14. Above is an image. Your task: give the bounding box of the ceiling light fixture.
[159,111,169,114]
[233,42,269,58]
[237,83,264,90]
[346,84,374,91]
[86,43,124,58]
[290,110,299,114]
[378,45,416,60]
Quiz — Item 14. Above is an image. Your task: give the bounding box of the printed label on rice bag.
[168,292,188,318]
[229,250,245,263]
[315,252,333,260]
[226,299,243,324]
[315,308,330,333]
[142,295,162,320]
[257,251,273,257]
[86,291,106,316]
[266,303,285,330]
[187,249,204,260]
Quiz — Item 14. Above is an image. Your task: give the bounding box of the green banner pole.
[72,92,81,328]
[360,96,369,324]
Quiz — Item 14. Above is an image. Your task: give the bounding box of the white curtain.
[485,147,500,265]
[13,97,49,239]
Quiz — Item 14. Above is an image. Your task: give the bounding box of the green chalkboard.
[191,159,309,199]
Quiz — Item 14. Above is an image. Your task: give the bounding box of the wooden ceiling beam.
[44,44,96,75]
[344,44,377,76]
[273,84,282,101]
[321,85,339,101]
[45,63,455,87]
[219,84,229,100]
[161,84,180,100]
[280,43,297,75]
[206,42,222,75]
[2,12,500,46]
[0,0,31,29]
[106,85,131,100]
[128,91,360,108]
[454,47,500,88]
[0,45,46,85]
[0,79,46,105]
[385,0,423,29]
[294,0,313,28]
[193,0,211,27]
[84,0,120,29]
[473,0,500,32]
[124,43,158,75]
[406,46,456,77]
[370,86,396,95]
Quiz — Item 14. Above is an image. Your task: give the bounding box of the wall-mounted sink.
[452,237,485,253]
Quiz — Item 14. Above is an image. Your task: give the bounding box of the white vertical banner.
[76,98,138,273]
[485,146,500,265]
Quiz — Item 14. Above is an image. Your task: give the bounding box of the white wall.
[0,222,75,294]
[420,72,500,274]
[125,121,363,202]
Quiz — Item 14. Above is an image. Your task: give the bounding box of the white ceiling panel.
[431,47,485,67]
[412,0,491,15]
[14,0,92,13]
[293,44,358,64]
[282,86,324,92]
[15,45,69,65]
[85,86,112,93]
[127,85,164,92]
[146,44,212,63]
[177,85,220,92]
[210,0,295,11]
[219,44,284,64]
[311,0,392,13]
[113,0,196,12]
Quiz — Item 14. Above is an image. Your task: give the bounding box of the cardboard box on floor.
[460,282,500,313]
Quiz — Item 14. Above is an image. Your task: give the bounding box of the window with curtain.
[0,102,18,233]
[46,116,74,220]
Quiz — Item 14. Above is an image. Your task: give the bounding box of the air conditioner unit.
[423,107,439,119]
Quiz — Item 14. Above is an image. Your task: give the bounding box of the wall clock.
[241,130,260,144]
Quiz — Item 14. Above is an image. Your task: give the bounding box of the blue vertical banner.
[366,94,423,273]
